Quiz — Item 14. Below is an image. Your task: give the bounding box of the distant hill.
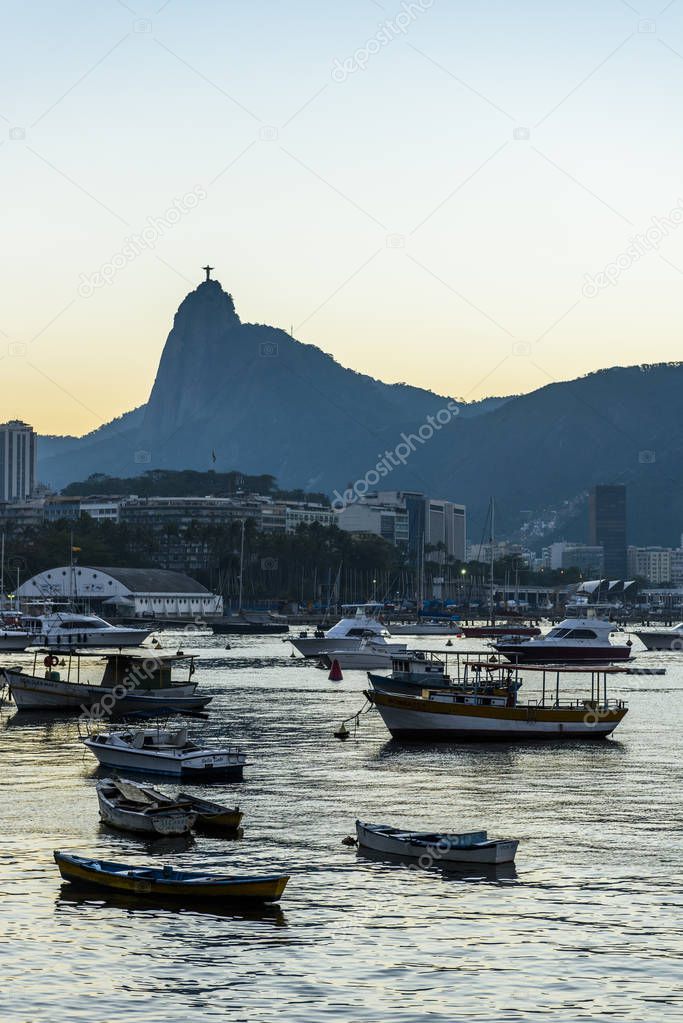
[37,278,683,546]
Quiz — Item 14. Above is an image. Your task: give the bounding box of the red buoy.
[328,659,343,682]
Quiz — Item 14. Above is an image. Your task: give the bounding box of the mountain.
[38,278,504,494]
[37,278,683,546]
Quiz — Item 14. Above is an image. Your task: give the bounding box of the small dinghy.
[96,778,197,836]
[356,820,518,864]
[54,851,289,903]
[116,778,243,834]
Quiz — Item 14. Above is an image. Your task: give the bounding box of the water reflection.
[56,887,288,925]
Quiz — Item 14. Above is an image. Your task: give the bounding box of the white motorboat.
[634,623,683,651]
[494,603,632,664]
[3,651,210,714]
[323,637,407,671]
[21,612,152,649]
[96,777,197,836]
[291,603,394,658]
[356,821,518,864]
[83,726,247,778]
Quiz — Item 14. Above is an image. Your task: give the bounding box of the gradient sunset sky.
[2,0,683,436]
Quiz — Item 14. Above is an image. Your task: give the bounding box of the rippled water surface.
[1,633,682,1023]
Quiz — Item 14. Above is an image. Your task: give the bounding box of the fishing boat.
[96,777,197,836]
[3,651,210,714]
[367,650,520,697]
[83,725,247,778]
[121,778,244,833]
[291,603,395,658]
[494,603,632,664]
[365,661,628,740]
[356,821,518,864]
[634,622,683,651]
[54,851,289,903]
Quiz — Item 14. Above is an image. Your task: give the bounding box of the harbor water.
[1,633,682,1022]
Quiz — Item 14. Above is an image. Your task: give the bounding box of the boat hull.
[32,630,152,648]
[3,670,209,714]
[366,689,627,741]
[634,631,683,651]
[0,632,31,651]
[54,852,288,903]
[356,822,518,864]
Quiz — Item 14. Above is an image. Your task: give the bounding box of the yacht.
[291,603,398,658]
[21,612,152,649]
[634,622,683,651]
[494,603,632,664]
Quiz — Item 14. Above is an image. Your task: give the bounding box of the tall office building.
[0,421,37,502]
[589,484,626,578]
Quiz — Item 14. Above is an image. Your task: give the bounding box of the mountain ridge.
[36,279,683,546]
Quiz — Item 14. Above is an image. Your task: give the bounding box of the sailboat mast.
[0,531,4,610]
[238,518,246,612]
[489,498,495,625]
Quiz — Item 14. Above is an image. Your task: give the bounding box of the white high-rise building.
[0,421,37,503]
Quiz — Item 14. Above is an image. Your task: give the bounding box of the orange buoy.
[328,658,343,682]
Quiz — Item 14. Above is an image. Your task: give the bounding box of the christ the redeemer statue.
[202,265,214,282]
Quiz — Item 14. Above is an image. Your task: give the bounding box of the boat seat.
[131,731,146,749]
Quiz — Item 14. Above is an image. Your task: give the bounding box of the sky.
[2,0,683,437]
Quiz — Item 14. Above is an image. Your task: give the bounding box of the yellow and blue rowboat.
[54,851,289,903]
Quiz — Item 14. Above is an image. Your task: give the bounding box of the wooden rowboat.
[356,821,518,864]
[54,851,289,903]
[178,792,243,833]
[122,778,243,834]
[96,778,197,836]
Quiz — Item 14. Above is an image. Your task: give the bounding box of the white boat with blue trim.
[356,821,518,864]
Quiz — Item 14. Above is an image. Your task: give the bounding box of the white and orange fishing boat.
[365,662,628,741]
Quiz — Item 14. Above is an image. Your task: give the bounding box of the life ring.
[43,655,59,668]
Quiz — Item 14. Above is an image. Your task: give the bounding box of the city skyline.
[3,1,683,435]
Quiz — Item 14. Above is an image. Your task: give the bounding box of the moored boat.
[96,777,197,835]
[54,851,289,903]
[123,779,244,833]
[634,623,683,651]
[356,821,518,864]
[22,611,151,649]
[291,603,394,658]
[365,662,628,741]
[323,637,407,671]
[3,651,210,714]
[83,725,247,778]
[494,603,632,664]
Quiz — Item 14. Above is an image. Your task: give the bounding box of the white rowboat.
[356,821,518,864]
